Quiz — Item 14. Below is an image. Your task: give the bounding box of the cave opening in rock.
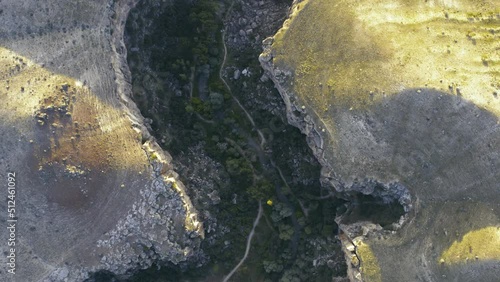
[337,184,407,230]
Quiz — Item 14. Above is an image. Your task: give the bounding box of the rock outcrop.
[0,0,202,281]
[261,0,499,281]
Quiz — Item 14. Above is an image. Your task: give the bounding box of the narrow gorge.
[0,0,497,281]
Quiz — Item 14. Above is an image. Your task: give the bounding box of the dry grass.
[272,0,500,116]
[356,240,382,282]
[440,226,500,264]
[0,47,147,172]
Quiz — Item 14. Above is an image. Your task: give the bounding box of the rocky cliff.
[261,0,500,281]
[0,0,202,281]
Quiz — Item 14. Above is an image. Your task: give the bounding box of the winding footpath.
[219,5,267,281]
[219,5,301,278]
[219,27,266,149]
[223,201,263,282]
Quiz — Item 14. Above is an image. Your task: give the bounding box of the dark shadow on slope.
[326,88,499,281]
[340,194,405,229]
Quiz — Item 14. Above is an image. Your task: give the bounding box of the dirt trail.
[223,201,263,282]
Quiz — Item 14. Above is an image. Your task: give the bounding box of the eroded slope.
[0,1,202,281]
[261,0,499,281]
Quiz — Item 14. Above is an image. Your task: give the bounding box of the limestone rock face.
[0,1,202,281]
[261,0,499,281]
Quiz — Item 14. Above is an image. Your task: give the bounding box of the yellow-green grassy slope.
[263,0,500,281]
[272,0,499,115]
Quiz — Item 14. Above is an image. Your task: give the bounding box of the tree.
[278,224,294,241]
[247,178,274,200]
[225,157,253,187]
[209,92,224,110]
[271,202,293,222]
[263,260,284,273]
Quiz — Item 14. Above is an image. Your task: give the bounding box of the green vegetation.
[122,0,347,281]
[209,91,224,109]
[247,178,274,201]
